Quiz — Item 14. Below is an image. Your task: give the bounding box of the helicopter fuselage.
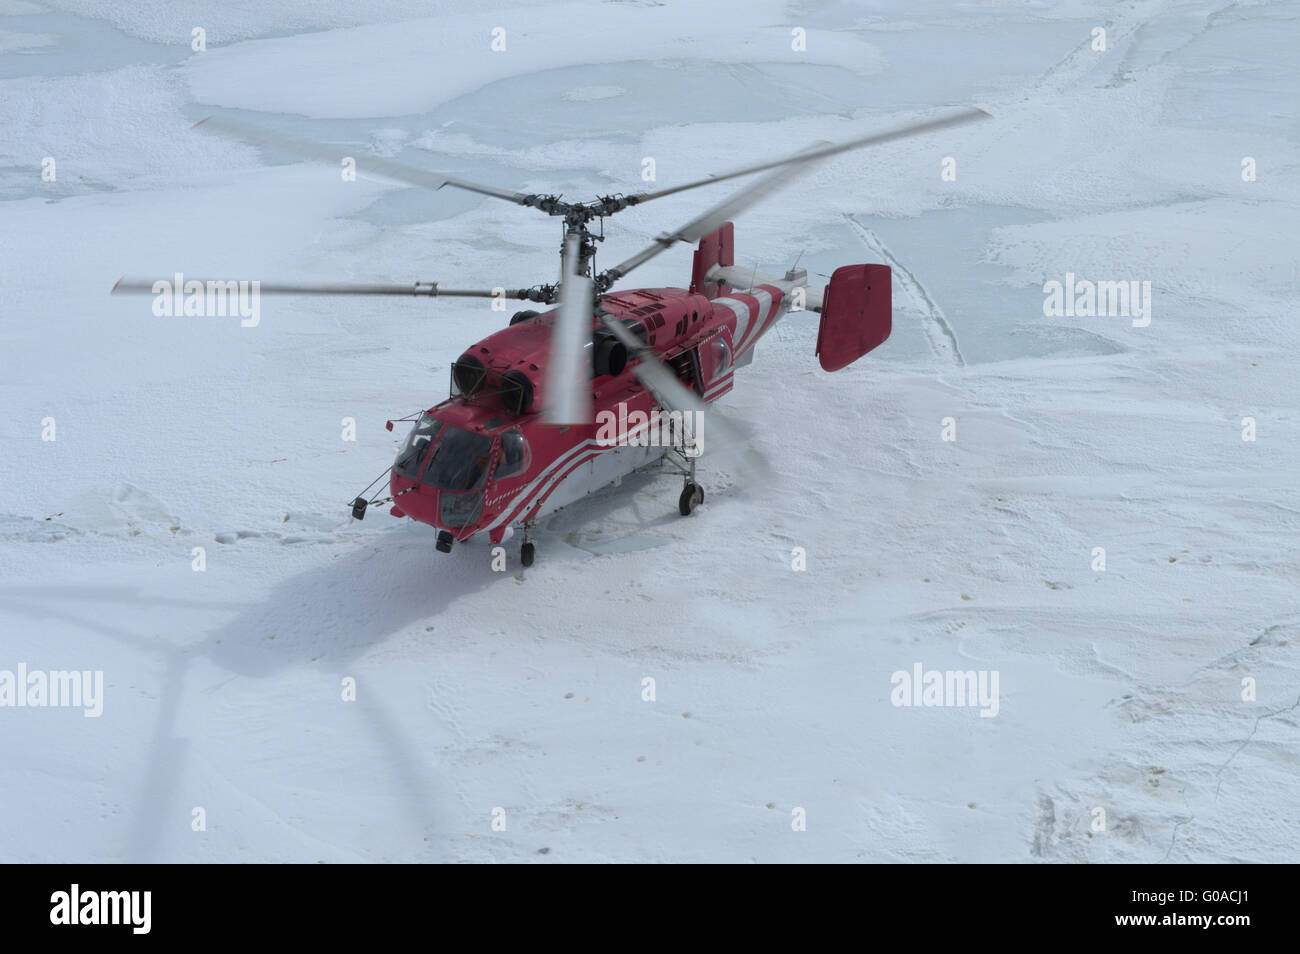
[386,280,787,545]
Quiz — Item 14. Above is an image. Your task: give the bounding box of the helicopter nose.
[438,490,485,535]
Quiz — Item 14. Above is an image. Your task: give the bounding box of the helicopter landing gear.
[520,524,536,567]
[436,530,454,553]
[676,451,704,516]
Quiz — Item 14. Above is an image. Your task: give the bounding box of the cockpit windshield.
[421,425,493,492]
[394,416,442,480]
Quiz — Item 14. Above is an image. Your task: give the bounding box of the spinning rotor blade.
[597,313,703,415]
[542,234,594,425]
[611,325,705,415]
[111,278,546,301]
[193,115,533,205]
[603,107,991,288]
[604,156,816,286]
[626,107,989,206]
[598,313,771,476]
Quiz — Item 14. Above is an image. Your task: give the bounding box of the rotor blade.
[542,234,594,425]
[605,155,817,285]
[598,313,771,476]
[597,313,698,412]
[603,108,990,288]
[193,115,533,205]
[627,107,989,206]
[111,277,545,300]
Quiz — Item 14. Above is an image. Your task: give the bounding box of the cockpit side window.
[494,429,531,480]
[709,335,732,380]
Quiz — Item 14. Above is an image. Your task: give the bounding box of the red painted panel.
[815,264,891,372]
[690,222,735,299]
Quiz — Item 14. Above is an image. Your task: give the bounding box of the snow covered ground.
[1,0,1296,863]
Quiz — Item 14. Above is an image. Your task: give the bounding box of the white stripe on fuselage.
[712,297,750,350]
[484,438,601,531]
[484,418,657,532]
[712,287,779,355]
[748,288,776,350]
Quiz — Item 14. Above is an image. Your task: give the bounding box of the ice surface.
[1,0,1297,863]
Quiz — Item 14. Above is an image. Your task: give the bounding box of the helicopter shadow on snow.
[198,526,500,680]
[192,496,638,680]
[200,459,720,676]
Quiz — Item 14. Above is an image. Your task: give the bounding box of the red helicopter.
[114,109,987,566]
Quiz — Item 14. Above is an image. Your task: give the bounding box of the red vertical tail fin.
[815,264,891,371]
[690,222,734,299]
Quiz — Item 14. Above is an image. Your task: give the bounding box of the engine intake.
[591,328,627,378]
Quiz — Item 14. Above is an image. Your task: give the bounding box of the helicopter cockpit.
[393,417,531,529]
[395,416,493,489]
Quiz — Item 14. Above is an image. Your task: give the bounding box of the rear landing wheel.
[521,540,535,567]
[678,483,704,516]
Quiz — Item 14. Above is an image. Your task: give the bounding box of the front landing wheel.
[678,483,704,516]
[521,540,535,567]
